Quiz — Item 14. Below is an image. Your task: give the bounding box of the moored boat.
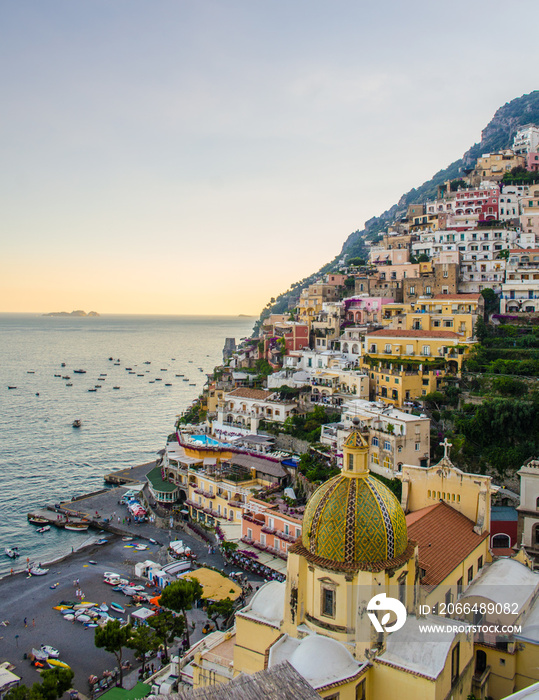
[28,516,48,525]
[64,523,89,531]
[110,602,125,613]
[37,526,50,533]
[73,369,86,374]
[72,420,82,428]
[5,547,19,558]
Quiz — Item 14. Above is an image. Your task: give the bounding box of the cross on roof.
[440,437,452,460]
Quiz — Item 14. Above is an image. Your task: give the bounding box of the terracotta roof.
[226,388,273,400]
[431,294,481,301]
[367,329,461,339]
[509,248,539,253]
[406,502,488,586]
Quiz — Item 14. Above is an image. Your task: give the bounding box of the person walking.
[23,618,27,627]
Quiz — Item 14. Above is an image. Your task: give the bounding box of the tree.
[480,288,499,316]
[205,598,234,631]
[159,578,203,648]
[128,624,156,676]
[148,610,185,662]
[94,619,133,688]
[6,669,74,700]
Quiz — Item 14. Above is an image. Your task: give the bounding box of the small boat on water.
[97,377,105,381]
[113,386,120,389]
[66,383,73,387]
[110,602,125,614]
[189,383,196,386]
[88,389,97,392]
[28,516,48,525]
[27,370,35,374]
[155,378,162,381]
[72,420,82,428]
[64,523,89,531]
[5,548,19,558]
[37,526,50,533]
[143,361,151,364]
[74,369,86,374]
[137,374,144,377]
[165,383,172,386]
[61,362,66,367]
[62,375,70,379]
[54,374,61,377]
[125,367,132,370]
[160,369,167,371]
[100,373,107,376]
[7,386,17,390]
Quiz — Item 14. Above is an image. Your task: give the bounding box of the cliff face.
[256,90,539,330]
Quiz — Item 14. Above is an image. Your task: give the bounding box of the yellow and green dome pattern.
[302,474,408,564]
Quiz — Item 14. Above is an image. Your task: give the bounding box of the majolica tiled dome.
[302,433,408,565]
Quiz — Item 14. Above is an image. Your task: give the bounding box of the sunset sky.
[1,0,539,315]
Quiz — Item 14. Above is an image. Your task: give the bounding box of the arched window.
[492,534,510,548]
[475,650,487,675]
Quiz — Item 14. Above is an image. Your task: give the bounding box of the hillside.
[255,90,539,330]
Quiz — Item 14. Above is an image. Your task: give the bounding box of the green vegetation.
[6,669,74,700]
[148,610,185,662]
[159,577,203,648]
[205,597,234,631]
[278,406,341,443]
[298,451,340,483]
[94,619,133,688]
[178,399,207,425]
[502,166,539,185]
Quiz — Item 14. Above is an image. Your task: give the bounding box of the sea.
[0,313,255,575]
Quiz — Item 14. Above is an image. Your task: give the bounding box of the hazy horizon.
[2,1,539,315]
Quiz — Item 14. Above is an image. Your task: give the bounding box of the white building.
[501,248,539,314]
[320,399,430,478]
[214,388,297,435]
[513,125,539,155]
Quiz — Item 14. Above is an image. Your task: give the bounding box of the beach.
[0,477,262,694]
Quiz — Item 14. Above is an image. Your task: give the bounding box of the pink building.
[343,296,393,325]
[241,497,303,562]
[527,152,539,172]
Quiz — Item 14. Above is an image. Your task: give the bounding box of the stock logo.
[367,593,407,633]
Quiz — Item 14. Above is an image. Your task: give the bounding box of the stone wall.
[273,433,310,454]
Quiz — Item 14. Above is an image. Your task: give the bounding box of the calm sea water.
[0,314,254,574]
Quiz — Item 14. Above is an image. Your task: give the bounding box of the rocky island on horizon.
[43,309,100,317]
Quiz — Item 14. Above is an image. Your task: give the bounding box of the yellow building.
[185,436,539,700]
[381,293,484,339]
[190,430,476,699]
[361,328,475,406]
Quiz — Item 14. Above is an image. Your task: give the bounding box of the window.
[247,528,252,540]
[284,523,289,535]
[451,643,460,685]
[355,680,366,700]
[415,442,420,451]
[445,588,452,607]
[422,345,431,356]
[478,556,483,570]
[321,587,336,618]
[347,453,354,471]
[457,577,463,596]
[384,441,391,451]
[406,344,414,354]
[467,565,474,584]
[409,286,415,295]
[371,436,379,447]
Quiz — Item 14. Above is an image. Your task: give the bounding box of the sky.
[1,0,539,315]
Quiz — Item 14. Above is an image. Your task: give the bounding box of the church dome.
[301,431,408,565]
